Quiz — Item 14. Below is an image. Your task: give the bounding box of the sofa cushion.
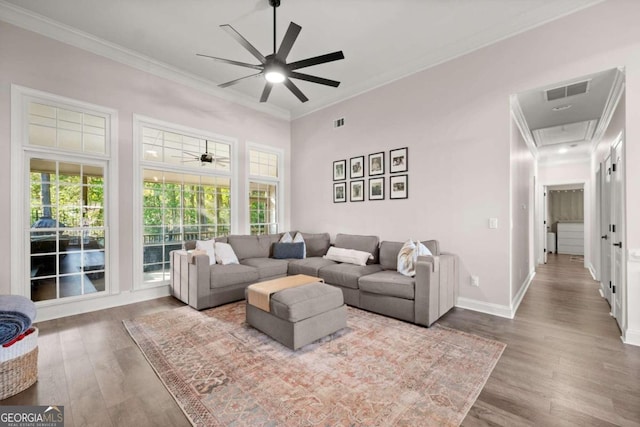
[272,242,305,259]
[358,270,415,299]
[318,263,383,289]
[334,233,380,264]
[209,264,259,289]
[300,232,331,257]
[288,257,336,276]
[240,258,289,280]
[271,283,343,322]
[228,234,282,260]
[379,240,440,270]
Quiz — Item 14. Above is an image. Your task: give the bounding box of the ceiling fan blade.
[196,54,262,70]
[289,71,340,87]
[220,24,267,64]
[219,72,263,88]
[276,22,302,61]
[287,51,344,71]
[260,83,274,103]
[283,78,309,103]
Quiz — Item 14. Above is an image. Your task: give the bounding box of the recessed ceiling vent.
[333,117,345,129]
[545,80,590,101]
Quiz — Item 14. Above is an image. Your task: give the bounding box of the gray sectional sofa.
[170,232,457,327]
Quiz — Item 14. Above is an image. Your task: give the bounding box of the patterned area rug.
[124,302,505,426]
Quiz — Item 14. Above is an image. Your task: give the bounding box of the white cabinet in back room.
[557,222,584,255]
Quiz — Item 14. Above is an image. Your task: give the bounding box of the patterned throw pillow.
[280,232,293,243]
[397,239,433,277]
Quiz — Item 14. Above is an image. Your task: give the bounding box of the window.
[29,160,106,301]
[142,170,231,284]
[248,146,282,235]
[135,117,235,287]
[11,86,116,304]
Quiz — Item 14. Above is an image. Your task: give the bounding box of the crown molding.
[591,67,625,152]
[0,1,290,121]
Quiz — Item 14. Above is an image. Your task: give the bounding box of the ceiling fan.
[197,0,344,103]
[174,140,229,165]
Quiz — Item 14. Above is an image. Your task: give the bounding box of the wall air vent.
[545,80,591,101]
[333,117,345,129]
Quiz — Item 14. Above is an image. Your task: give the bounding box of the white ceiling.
[516,67,620,163]
[1,0,605,119]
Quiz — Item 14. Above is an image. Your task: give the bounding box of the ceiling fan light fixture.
[265,69,286,83]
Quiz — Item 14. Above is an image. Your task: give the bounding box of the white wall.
[0,23,291,306]
[510,119,535,309]
[291,0,640,325]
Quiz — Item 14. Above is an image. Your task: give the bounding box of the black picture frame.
[389,147,408,173]
[333,159,346,181]
[350,180,365,202]
[349,156,365,179]
[333,182,346,203]
[390,175,408,199]
[368,152,385,176]
[368,177,385,200]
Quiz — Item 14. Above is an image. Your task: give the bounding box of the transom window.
[142,127,230,172]
[28,102,107,154]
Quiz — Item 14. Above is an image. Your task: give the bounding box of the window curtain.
[549,189,584,230]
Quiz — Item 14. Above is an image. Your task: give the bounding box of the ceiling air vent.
[545,80,591,101]
[333,117,345,129]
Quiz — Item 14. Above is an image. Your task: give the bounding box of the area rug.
[124,302,505,426]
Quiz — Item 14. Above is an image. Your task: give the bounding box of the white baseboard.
[511,270,535,317]
[599,288,605,298]
[456,271,535,320]
[623,328,640,347]
[35,286,172,322]
[588,263,597,281]
[455,297,513,319]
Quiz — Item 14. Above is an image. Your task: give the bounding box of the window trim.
[11,85,119,301]
[132,114,238,289]
[246,142,285,234]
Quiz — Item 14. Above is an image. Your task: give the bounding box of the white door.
[600,161,612,305]
[611,138,625,330]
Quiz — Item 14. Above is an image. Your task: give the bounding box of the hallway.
[442,254,640,426]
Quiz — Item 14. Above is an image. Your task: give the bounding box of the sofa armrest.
[170,250,211,309]
[187,254,212,309]
[414,253,458,326]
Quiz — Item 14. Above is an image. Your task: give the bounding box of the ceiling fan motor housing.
[269,0,281,8]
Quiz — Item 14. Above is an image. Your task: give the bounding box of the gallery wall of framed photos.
[332,147,408,203]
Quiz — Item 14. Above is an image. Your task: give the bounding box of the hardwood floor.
[442,254,640,426]
[5,254,639,426]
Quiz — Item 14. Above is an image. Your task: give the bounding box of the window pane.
[29,125,56,147]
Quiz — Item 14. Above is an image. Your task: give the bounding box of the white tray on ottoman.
[246,282,347,350]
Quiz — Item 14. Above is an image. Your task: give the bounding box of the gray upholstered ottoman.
[246,282,347,350]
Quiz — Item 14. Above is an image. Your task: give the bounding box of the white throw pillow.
[397,239,433,277]
[280,232,293,243]
[214,242,239,265]
[293,232,306,258]
[195,239,216,265]
[323,246,373,266]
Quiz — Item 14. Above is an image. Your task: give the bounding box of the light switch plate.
[489,218,498,229]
